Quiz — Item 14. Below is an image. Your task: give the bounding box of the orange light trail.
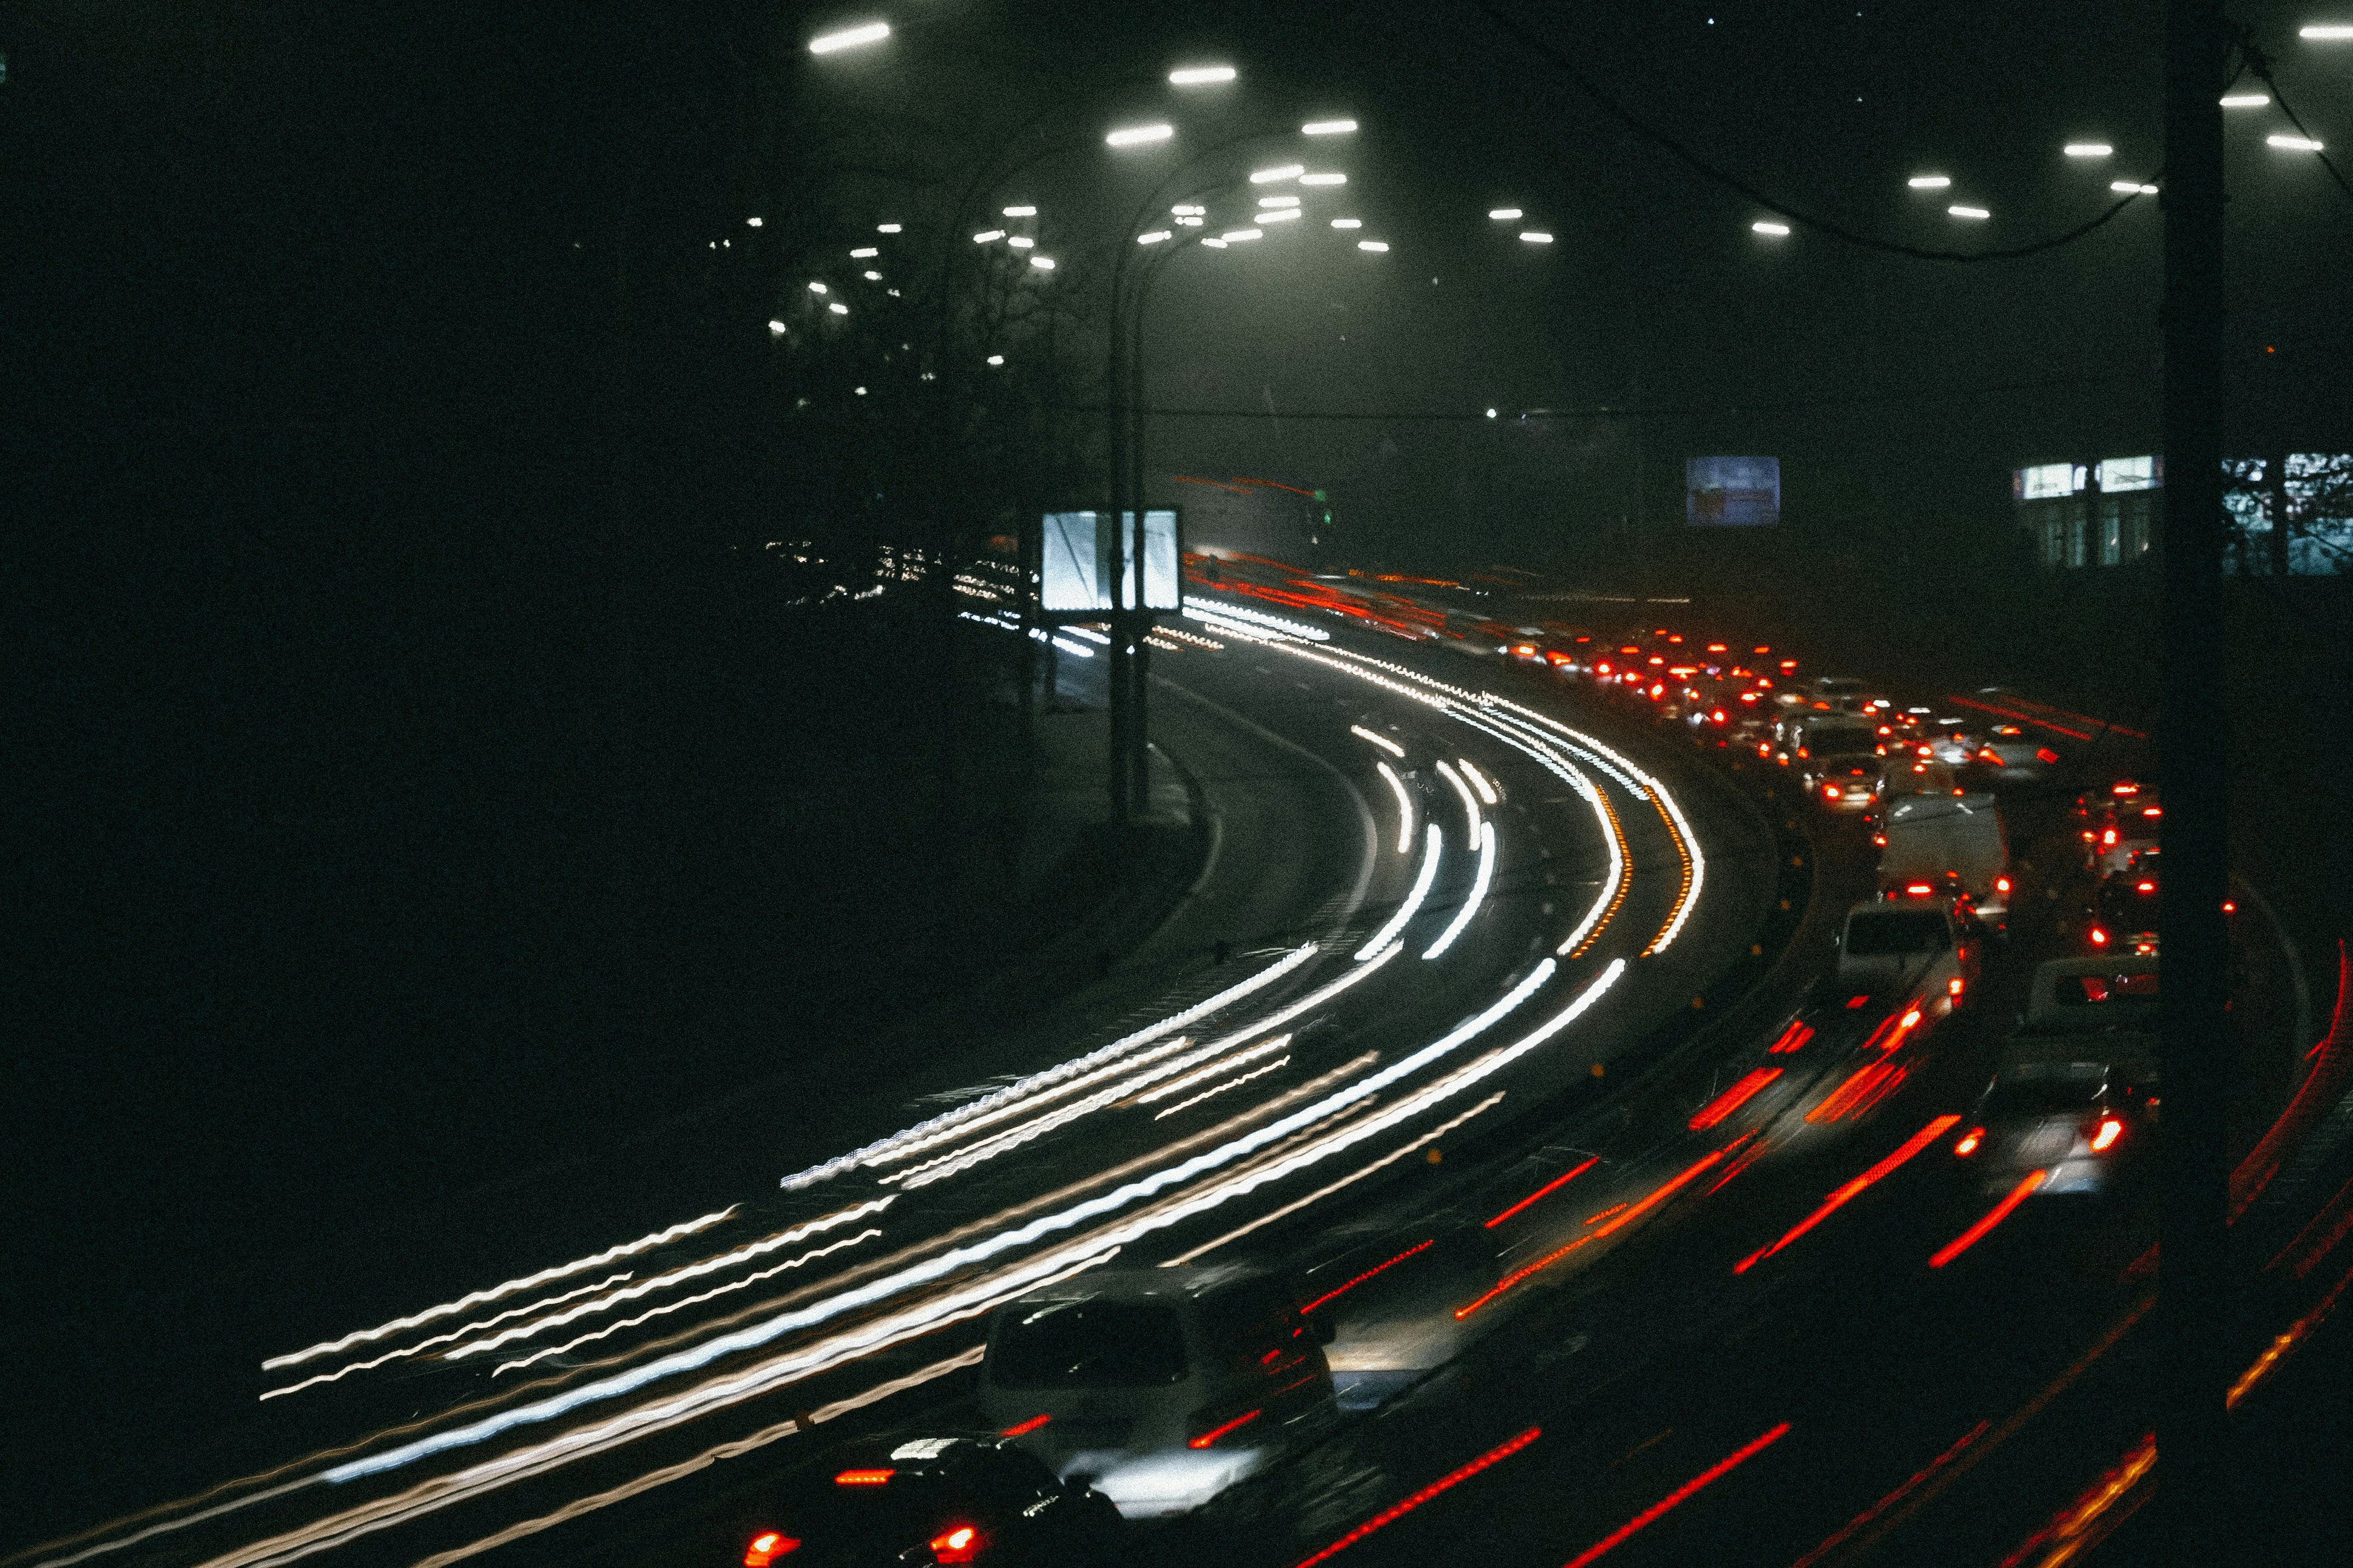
[1485,1157,1601,1228]
[1808,1060,1906,1124]
[998,1414,1051,1438]
[1457,1142,1741,1318]
[1187,1408,1262,1448]
[1301,1240,1435,1312]
[1766,1020,1814,1054]
[1560,1421,1793,1568]
[1789,1421,1989,1568]
[1735,1115,1962,1274]
[1930,1170,2047,1267]
[1289,1426,1541,1568]
[1687,1068,1783,1131]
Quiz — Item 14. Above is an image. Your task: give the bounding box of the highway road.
[15,568,2349,1568]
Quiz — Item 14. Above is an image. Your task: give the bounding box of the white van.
[1834,896,1982,1006]
[979,1265,1334,1516]
[1877,792,2013,929]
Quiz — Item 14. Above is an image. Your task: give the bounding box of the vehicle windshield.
[990,1300,1188,1388]
[1983,1073,2105,1119]
[1845,910,1952,956]
[1809,732,1880,759]
[2048,971,2159,1009]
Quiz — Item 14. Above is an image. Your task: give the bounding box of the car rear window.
[1983,1074,2104,1119]
[990,1301,1188,1388]
[1845,911,1952,956]
[1809,732,1880,758]
[2053,971,2160,1006]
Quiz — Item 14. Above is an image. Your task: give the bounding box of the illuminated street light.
[1172,204,1206,215]
[1250,164,1306,183]
[768,320,786,335]
[1029,255,1056,269]
[1176,215,1205,226]
[2063,143,2114,157]
[2220,93,2271,107]
[850,247,879,258]
[1300,172,1347,186]
[862,270,882,280]
[1488,207,1523,220]
[1485,408,1498,418]
[2268,133,2326,150]
[1906,174,1951,189]
[1004,205,1037,217]
[1331,217,1362,229]
[1202,237,1229,248]
[828,301,850,314]
[1260,208,1302,223]
[1007,235,1035,248]
[2300,24,2353,39]
[807,281,829,294]
[1222,227,1264,241]
[809,21,890,55]
[1138,230,1173,244]
[1948,204,1991,219]
[2111,180,2161,193]
[1357,240,1389,252]
[1519,230,1553,243]
[973,229,1005,243]
[877,223,902,233]
[746,217,763,228]
[1752,220,1791,235]
[1107,123,1175,147]
[1302,119,1358,135]
[1168,65,1238,84]
[987,354,1005,365]
[1258,195,1301,207]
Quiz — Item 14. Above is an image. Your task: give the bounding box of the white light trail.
[1222,227,1264,242]
[1260,209,1303,223]
[1752,221,1791,236]
[1002,205,1037,217]
[1138,230,1173,245]
[1153,1055,1291,1120]
[1351,723,1405,758]
[263,1210,737,1370]
[1028,255,1056,269]
[1302,119,1358,135]
[1488,207,1522,220]
[1331,218,1363,229]
[1249,164,1306,184]
[1131,1034,1295,1106]
[1374,759,1416,852]
[1258,195,1301,207]
[259,1274,637,1399]
[2268,133,2326,151]
[1300,172,1347,186]
[1906,174,1951,189]
[1107,123,1175,147]
[1167,65,1237,84]
[1948,204,1991,219]
[1422,821,1495,960]
[1434,759,1482,843]
[2062,143,2113,157]
[1181,598,1329,639]
[1519,230,1554,243]
[1355,824,1442,960]
[780,944,1320,1190]
[1458,759,1497,805]
[808,22,890,55]
[1358,240,1389,252]
[973,229,1005,244]
[2299,24,2353,39]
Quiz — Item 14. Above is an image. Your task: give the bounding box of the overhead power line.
[2236,36,2353,207]
[1472,1,2156,263]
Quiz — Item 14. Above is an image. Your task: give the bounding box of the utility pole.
[2156,3,2232,1563]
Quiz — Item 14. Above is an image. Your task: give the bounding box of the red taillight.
[2089,926,2109,946]
[1954,1127,1984,1156]
[2113,782,2139,795]
[2090,1118,2124,1152]
[2136,880,2156,893]
[1825,784,1842,799]
[1189,1408,1263,1448]
[745,1533,801,1566]
[834,1469,894,1486]
[2037,747,2061,764]
[1978,747,2004,765]
[1994,876,2011,894]
[1948,978,1965,997]
[2102,828,2118,846]
[2223,900,2237,914]
[1000,1413,1052,1438]
[1905,883,1934,896]
[929,1525,985,1564]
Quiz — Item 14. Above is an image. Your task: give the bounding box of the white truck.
[1877,792,2013,930]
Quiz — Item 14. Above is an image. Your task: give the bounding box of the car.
[1791,718,1885,809]
[1953,1062,2149,1194]
[2019,955,2160,1037]
[736,1434,1126,1567]
[1806,675,1871,712]
[1970,722,2061,779]
[2089,869,2162,956]
[1833,895,1982,1006]
[1875,792,2013,929]
[978,1265,1335,1518]
[2084,787,2164,873]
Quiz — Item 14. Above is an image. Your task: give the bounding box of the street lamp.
[1752,220,1791,235]
[1302,119,1358,135]
[1249,164,1306,183]
[1168,65,1238,84]
[1948,204,1991,219]
[1357,240,1389,251]
[2063,142,2115,158]
[1906,174,1951,189]
[2266,133,2326,150]
[1107,123,1175,147]
[1488,207,1523,220]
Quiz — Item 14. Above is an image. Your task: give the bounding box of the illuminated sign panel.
[1040,510,1182,612]
[2096,456,2161,492]
[2016,463,2083,500]
[1686,456,1781,526]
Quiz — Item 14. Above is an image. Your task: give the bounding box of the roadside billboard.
[1040,509,1182,613]
[1686,456,1781,526]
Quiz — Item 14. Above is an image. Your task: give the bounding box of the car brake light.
[2136,880,2155,893]
[929,1526,986,1564]
[1000,1413,1052,1437]
[1994,876,2011,894]
[1954,1127,1983,1156]
[745,1533,801,1566]
[1905,883,1934,896]
[1948,978,1965,997]
[2089,926,2108,946]
[2037,747,2060,764]
[1190,1408,1264,1448]
[1825,784,1842,799]
[1978,747,2004,764]
[2223,900,2236,914]
[2102,829,2118,845]
[2113,782,2139,795]
[2090,1118,2124,1152]
[834,1469,895,1486]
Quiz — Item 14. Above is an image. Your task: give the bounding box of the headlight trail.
[490,1230,885,1375]
[1434,759,1482,843]
[258,1274,636,1401]
[1357,826,1443,960]
[1374,759,1415,853]
[261,1209,738,1370]
[444,1202,897,1362]
[1349,723,1405,758]
[1151,1055,1292,1120]
[780,943,1320,1191]
[1423,822,1496,961]
[1458,758,1498,805]
[1131,1034,1295,1106]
